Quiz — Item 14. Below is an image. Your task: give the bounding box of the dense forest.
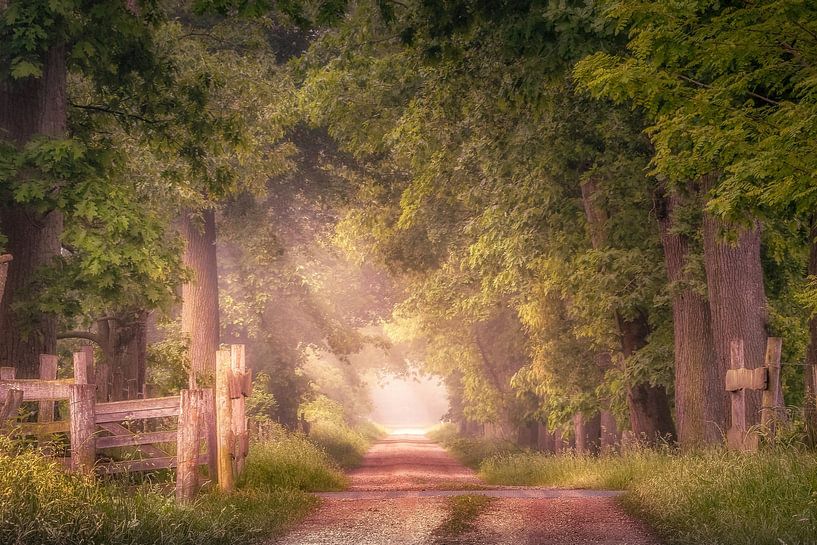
[2,0,817,457]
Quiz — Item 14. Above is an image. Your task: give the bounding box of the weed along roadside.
[431,424,817,545]
[0,392,382,544]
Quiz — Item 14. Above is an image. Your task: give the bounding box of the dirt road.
[274,434,660,545]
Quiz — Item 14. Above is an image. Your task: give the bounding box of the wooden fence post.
[0,367,22,423]
[38,355,58,421]
[176,388,204,502]
[200,388,218,481]
[38,355,58,449]
[761,338,784,440]
[73,350,91,385]
[726,340,761,451]
[215,349,234,491]
[69,383,96,473]
[230,344,249,477]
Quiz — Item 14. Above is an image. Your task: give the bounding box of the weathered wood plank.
[176,389,204,502]
[230,344,249,478]
[97,422,170,458]
[96,430,178,449]
[725,367,767,391]
[726,340,759,452]
[38,355,59,424]
[69,384,96,473]
[0,380,72,401]
[0,389,23,420]
[73,350,92,385]
[95,396,180,423]
[216,349,234,491]
[761,338,784,438]
[15,420,70,435]
[96,396,180,415]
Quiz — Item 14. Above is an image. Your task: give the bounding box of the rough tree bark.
[0,43,66,377]
[580,179,676,443]
[804,218,817,446]
[180,208,220,388]
[573,412,601,454]
[702,179,768,429]
[618,311,677,442]
[656,189,723,446]
[98,313,148,400]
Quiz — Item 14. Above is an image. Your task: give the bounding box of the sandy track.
[274,434,661,545]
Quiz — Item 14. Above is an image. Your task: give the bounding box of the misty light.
[367,373,449,431]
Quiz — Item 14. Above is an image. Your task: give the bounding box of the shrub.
[479,447,817,545]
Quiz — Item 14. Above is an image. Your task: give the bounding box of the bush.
[240,431,347,491]
[479,447,817,545]
[427,423,521,468]
[0,430,341,545]
[309,420,385,469]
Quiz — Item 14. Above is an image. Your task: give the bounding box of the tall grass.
[480,448,817,545]
[0,429,342,545]
[309,420,386,469]
[240,430,347,491]
[427,424,520,468]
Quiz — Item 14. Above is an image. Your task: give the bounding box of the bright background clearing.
[367,373,449,431]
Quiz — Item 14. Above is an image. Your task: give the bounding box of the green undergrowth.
[240,428,347,491]
[427,424,520,468]
[0,429,342,545]
[308,420,386,469]
[479,447,817,545]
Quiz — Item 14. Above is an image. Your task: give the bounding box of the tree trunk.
[580,178,675,443]
[656,190,723,447]
[594,352,620,451]
[804,218,817,446]
[702,186,768,429]
[573,412,601,454]
[180,208,220,388]
[98,312,148,401]
[618,311,677,442]
[0,44,67,378]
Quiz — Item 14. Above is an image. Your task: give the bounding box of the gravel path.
[274,434,661,545]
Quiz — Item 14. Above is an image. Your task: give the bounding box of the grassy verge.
[479,447,817,545]
[0,429,345,545]
[427,424,520,469]
[309,420,386,469]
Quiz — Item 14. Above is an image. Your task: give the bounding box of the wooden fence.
[725,337,785,451]
[0,344,251,502]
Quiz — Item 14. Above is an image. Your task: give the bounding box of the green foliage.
[246,372,279,424]
[480,448,817,545]
[146,322,191,396]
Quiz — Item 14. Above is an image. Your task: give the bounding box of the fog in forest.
[367,373,449,431]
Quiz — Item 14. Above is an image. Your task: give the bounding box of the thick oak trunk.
[0,44,66,377]
[657,191,722,446]
[804,219,817,446]
[574,412,601,454]
[580,178,675,443]
[702,197,768,429]
[180,208,220,388]
[618,311,677,442]
[98,312,148,401]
